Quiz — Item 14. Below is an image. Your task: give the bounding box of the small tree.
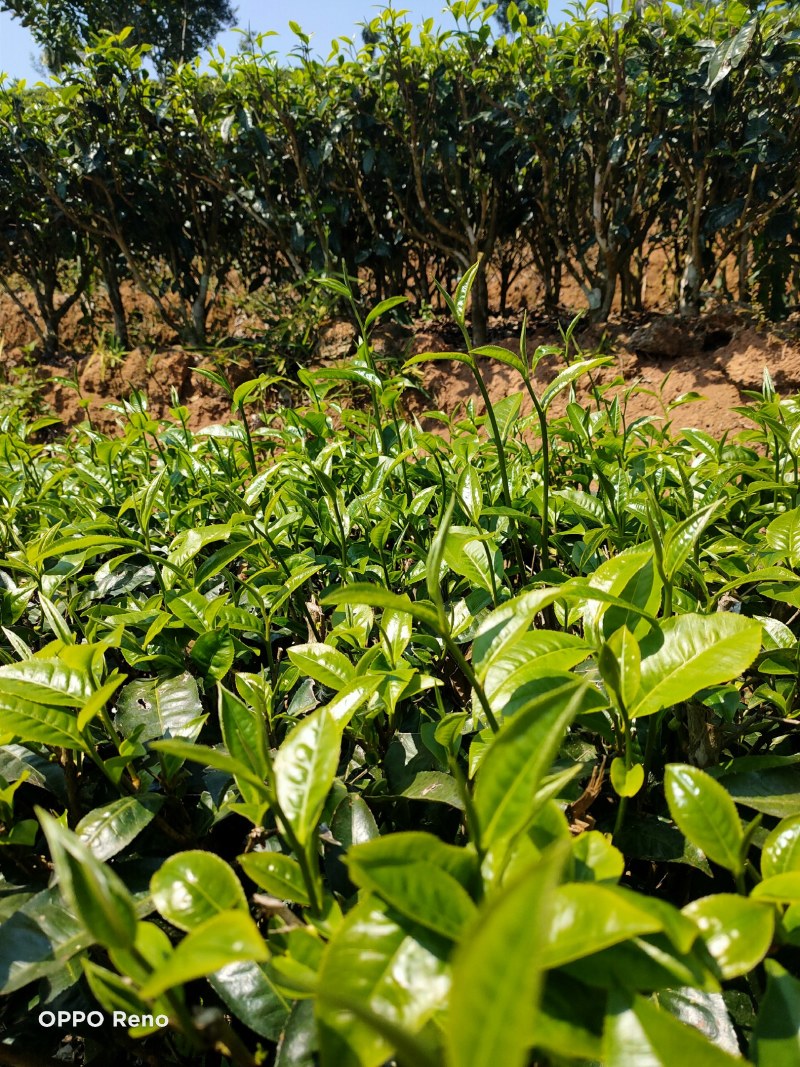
[1,0,236,73]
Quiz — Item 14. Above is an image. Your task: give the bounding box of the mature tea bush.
[1,0,799,356]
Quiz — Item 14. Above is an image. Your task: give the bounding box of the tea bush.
[0,272,799,1064]
[2,0,799,354]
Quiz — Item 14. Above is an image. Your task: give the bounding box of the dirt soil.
[406,307,800,439]
[2,286,800,438]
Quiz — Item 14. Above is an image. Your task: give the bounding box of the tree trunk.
[99,244,129,349]
[471,259,489,347]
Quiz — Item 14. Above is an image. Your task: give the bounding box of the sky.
[0,1,568,84]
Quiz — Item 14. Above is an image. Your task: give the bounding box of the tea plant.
[0,274,799,1065]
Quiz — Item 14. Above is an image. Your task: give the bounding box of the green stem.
[442,632,499,734]
[524,378,550,570]
[471,365,527,583]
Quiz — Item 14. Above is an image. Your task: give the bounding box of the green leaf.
[274,707,342,846]
[611,759,645,798]
[763,815,800,877]
[472,587,564,680]
[150,739,267,790]
[316,900,449,1067]
[218,684,270,806]
[474,680,591,848]
[0,657,94,706]
[167,523,233,569]
[76,795,163,861]
[540,884,664,968]
[83,960,167,1037]
[323,674,383,725]
[766,508,800,567]
[541,357,611,410]
[0,886,89,994]
[239,851,311,907]
[347,837,477,940]
[483,632,592,708]
[139,911,267,999]
[364,295,406,328]
[455,261,481,324]
[665,765,744,874]
[380,609,412,666]
[151,850,248,931]
[426,496,456,606]
[0,691,87,749]
[191,629,234,680]
[401,770,465,809]
[706,16,758,91]
[581,548,661,645]
[752,961,800,1067]
[603,991,745,1065]
[470,343,525,376]
[683,894,774,979]
[322,585,440,630]
[287,643,355,690]
[751,872,800,903]
[716,766,800,818]
[210,960,290,1042]
[599,625,641,709]
[570,831,625,884]
[630,614,762,720]
[663,504,721,582]
[443,529,499,595]
[116,671,205,745]
[38,593,72,643]
[39,809,136,950]
[446,843,568,1067]
[403,350,475,371]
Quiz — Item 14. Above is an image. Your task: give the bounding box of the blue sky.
[0,2,569,83]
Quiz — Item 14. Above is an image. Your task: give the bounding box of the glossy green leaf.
[76,795,162,861]
[541,357,611,410]
[665,765,744,874]
[0,657,95,706]
[239,851,311,907]
[472,587,563,679]
[631,614,761,719]
[751,872,800,903]
[766,508,800,567]
[540,884,664,968]
[446,843,568,1067]
[752,961,800,1067]
[39,809,136,950]
[151,850,248,931]
[0,886,89,994]
[288,643,355,690]
[210,960,290,1041]
[474,680,591,848]
[139,910,267,999]
[274,707,342,846]
[190,629,234,680]
[763,815,800,877]
[603,991,745,1065]
[347,838,477,940]
[683,894,774,979]
[116,671,205,745]
[0,691,87,749]
[611,759,645,798]
[663,504,720,583]
[218,684,270,806]
[316,899,449,1067]
[599,625,641,710]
